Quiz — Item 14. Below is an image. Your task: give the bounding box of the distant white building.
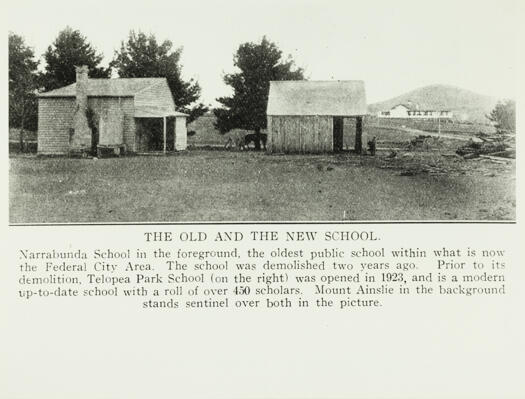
[378,102,452,119]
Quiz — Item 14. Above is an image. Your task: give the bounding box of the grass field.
[9,148,515,223]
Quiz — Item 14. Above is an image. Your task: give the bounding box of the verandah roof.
[134,106,188,118]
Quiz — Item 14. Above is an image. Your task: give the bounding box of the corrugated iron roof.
[392,102,419,111]
[267,80,367,116]
[391,103,411,110]
[38,78,168,97]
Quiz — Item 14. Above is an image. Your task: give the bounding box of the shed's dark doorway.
[333,117,344,152]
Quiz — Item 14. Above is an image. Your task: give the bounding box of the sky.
[7,0,519,106]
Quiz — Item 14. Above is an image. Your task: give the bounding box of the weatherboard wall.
[267,115,334,153]
[37,97,137,154]
[38,98,76,155]
[175,116,187,150]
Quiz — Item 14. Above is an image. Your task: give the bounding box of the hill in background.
[368,84,499,123]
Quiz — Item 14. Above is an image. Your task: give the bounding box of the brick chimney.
[70,65,92,152]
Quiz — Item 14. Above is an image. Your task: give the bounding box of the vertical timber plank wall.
[267,115,334,153]
[315,116,333,152]
[37,98,75,155]
[281,116,292,153]
[326,116,334,151]
[307,116,317,152]
[266,116,273,152]
[276,116,283,152]
[280,116,286,152]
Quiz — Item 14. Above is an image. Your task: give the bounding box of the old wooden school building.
[37,65,188,155]
[266,80,367,153]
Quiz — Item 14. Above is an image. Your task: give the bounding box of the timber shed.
[37,65,188,156]
[266,80,367,153]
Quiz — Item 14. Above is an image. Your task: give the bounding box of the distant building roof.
[390,102,451,113]
[392,103,410,110]
[392,103,418,111]
[267,80,367,116]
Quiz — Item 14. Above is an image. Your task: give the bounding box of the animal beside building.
[224,133,268,151]
[243,133,267,150]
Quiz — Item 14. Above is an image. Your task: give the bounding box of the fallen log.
[485,150,516,159]
[479,155,511,164]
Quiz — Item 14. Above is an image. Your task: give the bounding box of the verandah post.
[163,116,167,154]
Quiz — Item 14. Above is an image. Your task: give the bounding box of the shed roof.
[267,80,367,116]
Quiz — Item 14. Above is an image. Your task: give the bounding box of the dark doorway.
[333,117,344,152]
[136,118,174,151]
[355,116,363,154]
[90,125,99,155]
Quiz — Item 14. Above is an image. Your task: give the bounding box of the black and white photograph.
[8,0,516,223]
[3,2,524,399]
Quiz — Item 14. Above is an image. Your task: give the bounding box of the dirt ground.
[9,146,515,223]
